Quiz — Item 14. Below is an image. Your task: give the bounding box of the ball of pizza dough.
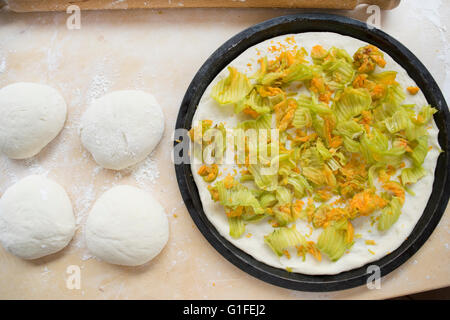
[0,175,75,259]
[85,185,169,266]
[0,82,67,159]
[80,90,164,170]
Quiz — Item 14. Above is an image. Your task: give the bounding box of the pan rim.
[174,13,450,292]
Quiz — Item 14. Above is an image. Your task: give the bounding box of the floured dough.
[0,82,67,159]
[85,185,169,266]
[0,175,75,259]
[80,90,164,170]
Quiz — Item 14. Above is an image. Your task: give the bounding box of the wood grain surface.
[3,0,401,12]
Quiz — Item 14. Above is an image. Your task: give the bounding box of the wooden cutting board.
[3,0,401,12]
[0,2,448,300]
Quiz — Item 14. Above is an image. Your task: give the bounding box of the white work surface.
[0,0,448,299]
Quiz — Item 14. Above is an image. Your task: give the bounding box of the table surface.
[0,0,448,300]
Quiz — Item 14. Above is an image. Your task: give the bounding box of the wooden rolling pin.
[2,0,401,12]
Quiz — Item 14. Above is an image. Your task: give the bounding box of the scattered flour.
[70,182,97,261]
[0,156,50,185]
[87,73,112,102]
[132,154,160,186]
[24,158,51,176]
[72,183,96,227]
[0,56,5,73]
[46,30,62,73]
[85,57,116,103]
[410,0,450,102]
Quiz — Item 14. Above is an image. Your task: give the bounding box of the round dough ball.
[0,82,67,159]
[0,175,75,259]
[80,90,164,170]
[85,185,169,266]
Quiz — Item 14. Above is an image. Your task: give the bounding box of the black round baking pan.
[174,13,450,292]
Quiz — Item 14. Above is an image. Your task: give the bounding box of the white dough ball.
[85,185,169,266]
[80,90,164,170]
[0,175,75,259]
[0,82,67,159]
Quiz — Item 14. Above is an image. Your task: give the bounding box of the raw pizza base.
[191,32,440,275]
